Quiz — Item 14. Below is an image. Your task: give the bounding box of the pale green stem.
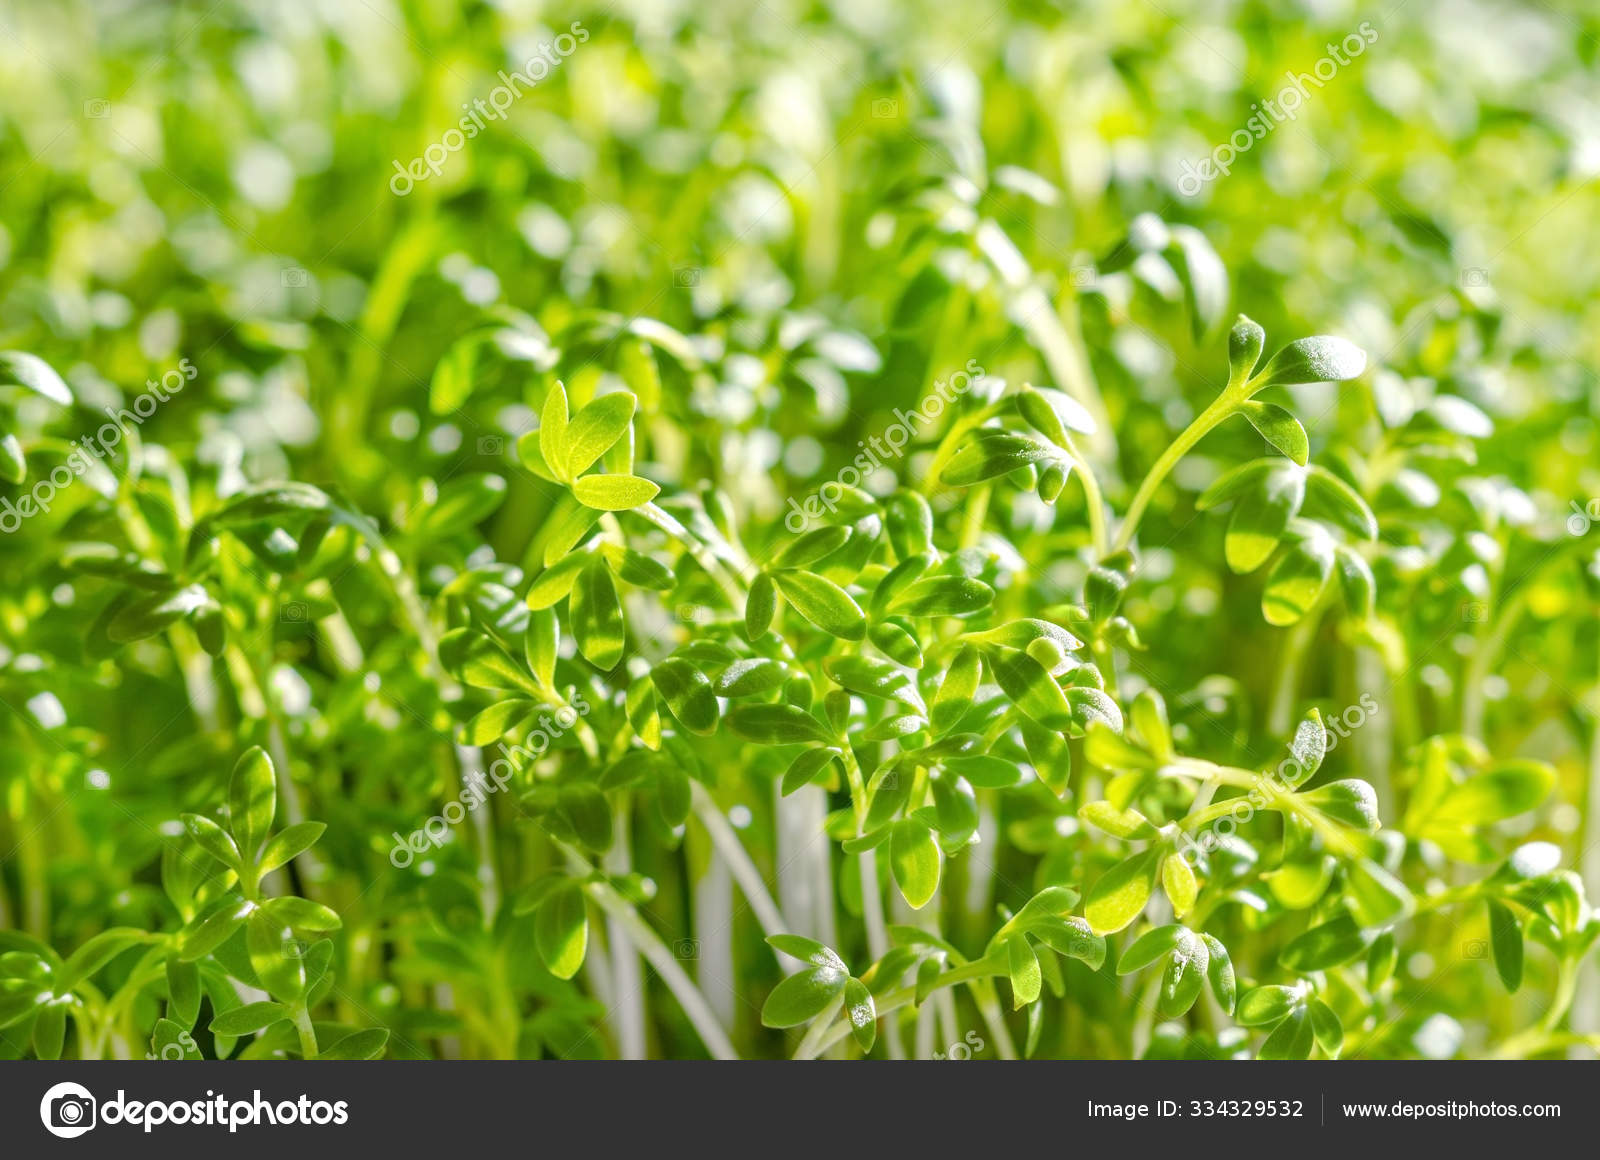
[1114,391,1240,552]
[292,1004,319,1059]
[1461,584,1531,741]
[1060,430,1109,557]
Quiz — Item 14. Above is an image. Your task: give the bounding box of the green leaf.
[1366,931,1398,990]
[1157,930,1208,1018]
[211,1001,292,1037]
[227,747,276,861]
[109,585,213,644]
[1334,545,1376,619]
[767,934,847,971]
[182,813,242,871]
[1305,466,1378,539]
[167,957,201,1027]
[782,747,842,796]
[1287,709,1328,783]
[715,657,788,697]
[868,619,923,668]
[1237,984,1302,1027]
[573,473,661,511]
[1161,853,1198,917]
[32,1001,65,1059]
[651,658,720,735]
[1239,401,1309,466]
[261,895,342,933]
[558,783,613,852]
[1261,535,1334,626]
[540,381,570,480]
[0,433,24,484]
[1007,935,1042,1008]
[1080,801,1157,840]
[150,1015,202,1060]
[1200,934,1236,1014]
[941,431,1056,487]
[419,474,507,535]
[526,551,588,610]
[536,884,589,980]
[889,817,942,909]
[62,928,148,986]
[1031,916,1106,969]
[844,977,877,1053]
[1225,465,1304,573]
[1346,859,1412,927]
[442,628,540,694]
[539,495,602,567]
[929,772,979,845]
[777,525,852,569]
[1117,924,1184,975]
[428,334,479,414]
[1016,385,1069,448]
[932,645,981,734]
[1487,898,1523,992]
[745,571,777,641]
[1129,689,1173,758]
[761,964,848,1028]
[943,754,1023,789]
[961,618,1083,653]
[1251,336,1367,390]
[1432,761,1555,826]
[1167,224,1229,342]
[0,351,74,405]
[888,576,995,617]
[571,556,625,670]
[1228,315,1266,382]
[258,822,326,875]
[1196,458,1275,510]
[1303,780,1380,830]
[988,648,1073,732]
[1257,1007,1314,1060]
[1085,849,1159,935]
[565,391,638,475]
[1067,687,1124,734]
[247,908,305,999]
[772,570,866,641]
[1280,913,1368,972]
[526,608,559,690]
[178,897,253,961]
[727,703,834,746]
[1308,998,1343,1055]
[823,655,925,712]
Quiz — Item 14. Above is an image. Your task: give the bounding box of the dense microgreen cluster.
[1,0,1597,1060]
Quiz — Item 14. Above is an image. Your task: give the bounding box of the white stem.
[602,807,647,1059]
[858,849,904,1059]
[572,853,739,1060]
[694,846,736,1028]
[691,782,785,941]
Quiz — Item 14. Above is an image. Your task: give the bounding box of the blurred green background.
[0,0,1597,1058]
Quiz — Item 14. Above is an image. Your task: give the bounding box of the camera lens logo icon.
[40,1082,97,1138]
